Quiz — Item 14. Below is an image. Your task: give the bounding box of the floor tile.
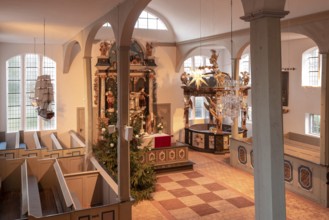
[157,176,173,183]
[208,199,239,212]
[192,176,216,185]
[168,188,193,197]
[159,198,186,210]
[213,189,242,199]
[197,192,222,203]
[160,181,183,190]
[182,171,203,179]
[176,179,198,187]
[186,185,210,194]
[203,182,227,191]
[226,196,254,208]
[152,191,176,201]
[155,184,166,192]
[169,207,199,220]
[178,195,205,206]
[190,203,219,216]
[166,173,189,181]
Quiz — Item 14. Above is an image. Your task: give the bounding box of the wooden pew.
[21,160,28,216]
[50,133,63,150]
[27,176,43,217]
[69,130,86,148]
[53,161,74,210]
[33,132,43,149]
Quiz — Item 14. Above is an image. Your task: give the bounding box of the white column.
[241,12,288,220]
[320,53,329,166]
[117,45,131,203]
[83,56,93,156]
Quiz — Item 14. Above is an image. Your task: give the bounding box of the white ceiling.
[1,0,329,44]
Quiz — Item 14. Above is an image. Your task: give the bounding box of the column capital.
[241,10,289,22]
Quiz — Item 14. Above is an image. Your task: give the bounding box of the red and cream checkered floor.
[132,150,329,220]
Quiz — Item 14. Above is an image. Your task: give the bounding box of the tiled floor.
[132,150,329,219]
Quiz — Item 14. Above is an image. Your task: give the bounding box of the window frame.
[305,113,320,136]
[302,47,321,87]
[6,54,57,132]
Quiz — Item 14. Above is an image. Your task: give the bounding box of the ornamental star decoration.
[188,69,208,90]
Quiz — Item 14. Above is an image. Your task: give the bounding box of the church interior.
[1,0,329,219]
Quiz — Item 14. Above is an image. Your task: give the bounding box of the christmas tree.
[93,78,156,203]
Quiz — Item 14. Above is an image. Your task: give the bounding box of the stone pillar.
[116,45,131,203]
[83,56,93,157]
[232,58,240,138]
[320,53,329,166]
[241,11,288,220]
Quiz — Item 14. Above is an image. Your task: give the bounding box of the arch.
[82,0,151,58]
[236,42,250,60]
[281,12,329,53]
[63,40,81,73]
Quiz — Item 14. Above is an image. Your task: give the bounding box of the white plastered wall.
[281,37,320,135]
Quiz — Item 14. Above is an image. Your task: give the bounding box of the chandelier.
[218,79,243,119]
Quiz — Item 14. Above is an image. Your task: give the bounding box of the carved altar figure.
[146,42,153,57]
[106,91,115,112]
[130,92,136,110]
[99,41,110,56]
[146,113,154,134]
[214,71,226,86]
[184,96,193,127]
[240,71,250,86]
[209,49,218,69]
[180,72,189,85]
[139,88,149,108]
[204,96,223,133]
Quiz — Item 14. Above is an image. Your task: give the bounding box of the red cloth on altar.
[154,135,171,148]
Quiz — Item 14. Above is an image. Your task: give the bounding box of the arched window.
[184,56,211,74]
[239,54,250,73]
[184,56,210,120]
[103,11,168,30]
[302,47,321,87]
[6,54,56,132]
[135,11,167,30]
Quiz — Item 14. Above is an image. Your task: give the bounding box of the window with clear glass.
[239,54,250,73]
[309,114,320,136]
[7,56,22,132]
[6,54,56,132]
[135,11,167,30]
[302,47,321,87]
[184,56,210,74]
[103,11,167,30]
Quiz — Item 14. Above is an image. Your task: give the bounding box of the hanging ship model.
[30,75,55,119]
